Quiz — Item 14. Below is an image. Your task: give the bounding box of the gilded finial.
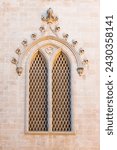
[41,8,58,24]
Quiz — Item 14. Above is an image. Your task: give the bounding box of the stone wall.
[0,0,100,150]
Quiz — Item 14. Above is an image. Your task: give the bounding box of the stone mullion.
[48,63,52,132]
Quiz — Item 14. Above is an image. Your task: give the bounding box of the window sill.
[25,131,76,135]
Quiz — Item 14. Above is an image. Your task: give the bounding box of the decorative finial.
[79,48,85,55]
[22,40,28,47]
[16,67,23,76]
[31,33,37,40]
[77,67,84,76]
[72,40,78,47]
[39,26,45,33]
[41,8,58,24]
[55,26,60,32]
[15,48,21,55]
[63,33,69,41]
[82,59,89,65]
[11,58,18,65]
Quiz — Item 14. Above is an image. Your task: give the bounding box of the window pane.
[52,52,71,131]
[29,51,48,131]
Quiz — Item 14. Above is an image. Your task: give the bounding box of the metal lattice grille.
[29,51,48,131]
[52,52,71,131]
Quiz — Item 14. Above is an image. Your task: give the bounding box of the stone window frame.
[23,36,78,135]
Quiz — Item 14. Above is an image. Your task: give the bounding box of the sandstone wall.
[0,0,100,150]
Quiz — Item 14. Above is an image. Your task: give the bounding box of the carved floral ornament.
[11,8,89,76]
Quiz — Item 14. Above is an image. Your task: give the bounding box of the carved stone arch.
[25,36,77,133]
[12,8,88,77]
[18,36,79,72]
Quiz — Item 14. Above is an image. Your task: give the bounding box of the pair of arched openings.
[25,37,77,133]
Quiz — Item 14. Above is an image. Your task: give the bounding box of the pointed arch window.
[52,52,71,131]
[27,50,73,134]
[11,8,88,134]
[28,51,48,131]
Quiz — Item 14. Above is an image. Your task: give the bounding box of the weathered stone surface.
[0,0,99,150]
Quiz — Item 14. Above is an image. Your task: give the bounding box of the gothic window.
[11,8,88,134]
[28,50,72,133]
[52,52,71,131]
[29,51,48,131]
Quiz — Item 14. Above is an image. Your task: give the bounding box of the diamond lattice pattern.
[29,51,48,131]
[52,52,71,131]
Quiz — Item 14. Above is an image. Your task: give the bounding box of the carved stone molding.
[11,8,89,76]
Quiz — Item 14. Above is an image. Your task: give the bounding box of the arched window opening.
[29,51,48,131]
[52,52,71,131]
